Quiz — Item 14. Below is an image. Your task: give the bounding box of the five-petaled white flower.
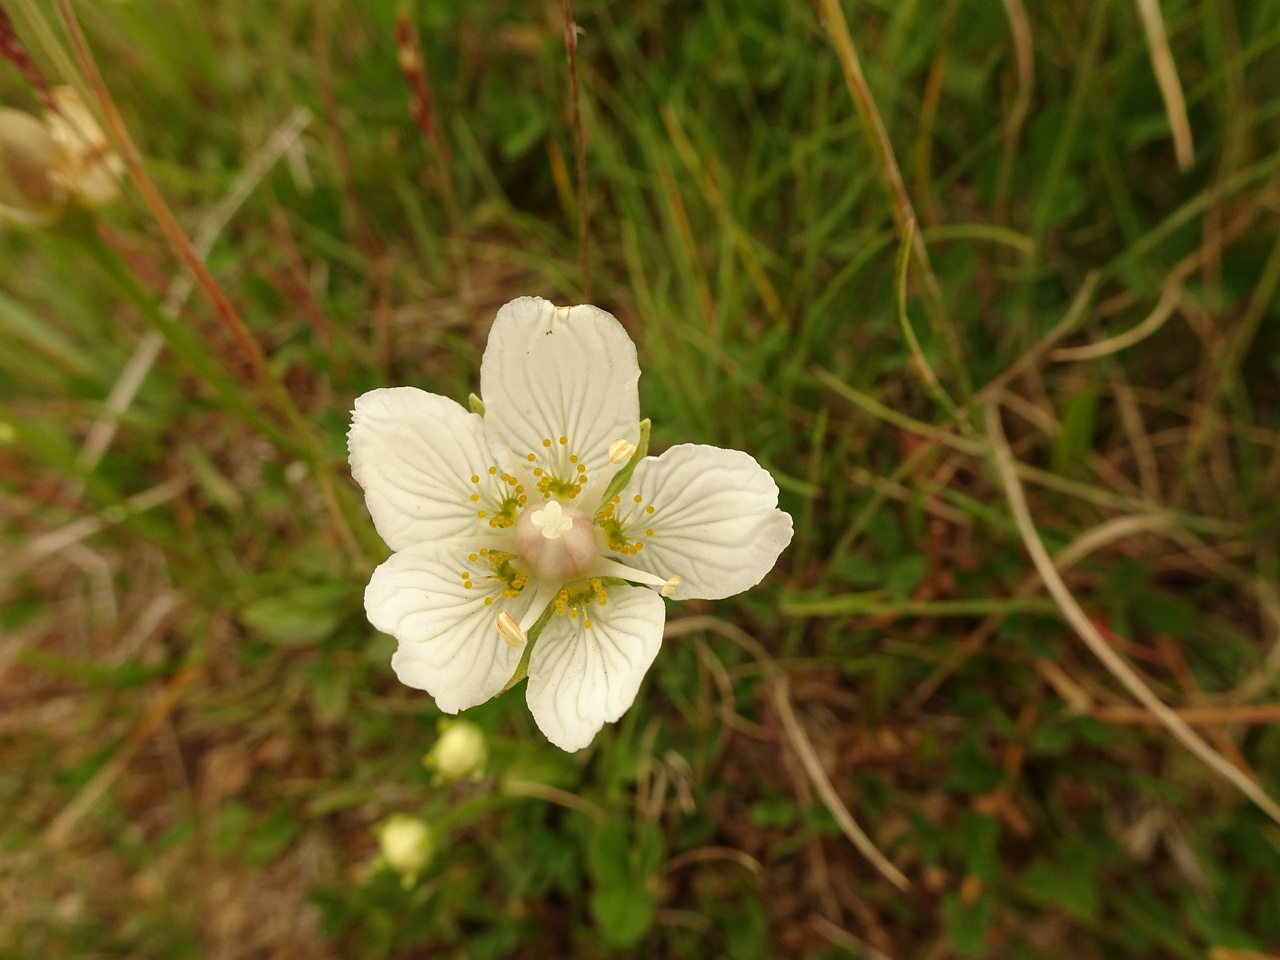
[349,297,792,751]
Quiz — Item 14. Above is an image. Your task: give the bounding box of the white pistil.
[608,438,636,464]
[529,500,573,540]
[496,612,526,649]
[515,500,598,581]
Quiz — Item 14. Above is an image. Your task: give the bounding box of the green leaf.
[241,583,351,645]
[591,881,655,949]
[885,554,927,599]
[308,658,352,726]
[943,893,994,958]
[587,819,631,886]
[1021,854,1098,921]
[1051,379,1100,475]
[726,899,769,960]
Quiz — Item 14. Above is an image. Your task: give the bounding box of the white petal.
[478,297,640,496]
[365,542,537,713]
[525,585,664,752]
[609,444,793,600]
[349,387,499,552]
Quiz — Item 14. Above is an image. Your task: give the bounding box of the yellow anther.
[645,505,655,514]
[496,613,526,649]
[471,475,480,484]
[484,597,494,606]
[469,494,479,502]
[542,439,552,448]
[477,510,487,518]
[488,466,498,475]
[559,437,567,445]
[634,495,643,503]
[608,438,636,464]
[646,529,654,536]
[527,453,537,462]
[661,575,681,598]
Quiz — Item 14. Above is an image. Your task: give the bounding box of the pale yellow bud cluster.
[423,720,488,783]
[376,814,433,888]
[0,87,121,229]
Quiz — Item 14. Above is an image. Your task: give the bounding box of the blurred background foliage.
[2,0,1280,957]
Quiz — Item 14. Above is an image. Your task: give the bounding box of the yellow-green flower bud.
[423,720,488,783]
[44,86,121,210]
[0,107,67,228]
[376,814,433,888]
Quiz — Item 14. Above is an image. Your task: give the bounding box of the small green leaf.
[1021,854,1098,921]
[308,658,351,726]
[1052,379,1100,475]
[241,584,351,645]
[943,893,994,958]
[591,881,655,949]
[587,820,631,886]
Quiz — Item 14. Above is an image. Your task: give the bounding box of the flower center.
[515,499,597,581]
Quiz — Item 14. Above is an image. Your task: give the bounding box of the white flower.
[424,719,488,783]
[376,814,433,887]
[349,297,793,751]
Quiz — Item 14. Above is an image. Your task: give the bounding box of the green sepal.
[468,393,485,416]
[596,418,650,510]
[499,601,556,693]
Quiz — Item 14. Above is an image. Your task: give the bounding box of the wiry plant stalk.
[814,0,970,400]
[986,402,1280,826]
[561,0,590,300]
[53,0,368,563]
[1134,0,1194,170]
[393,8,463,252]
[0,3,49,99]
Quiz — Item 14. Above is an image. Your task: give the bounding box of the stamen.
[661,575,681,598]
[496,612,526,649]
[608,438,636,464]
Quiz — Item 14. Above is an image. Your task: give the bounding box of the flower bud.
[376,814,433,887]
[424,720,488,783]
[0,108,67,228]
[44,86,122,210]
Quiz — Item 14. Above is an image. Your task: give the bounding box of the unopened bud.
[608,438,637,464]
[44,86,122,210]
[424,720,487,783]
[376,814,433,887]
[0,108,66,228]
[496,612,526,649]
[661,575,681,598]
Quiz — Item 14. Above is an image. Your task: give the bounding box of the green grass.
[3,0,1280,956]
